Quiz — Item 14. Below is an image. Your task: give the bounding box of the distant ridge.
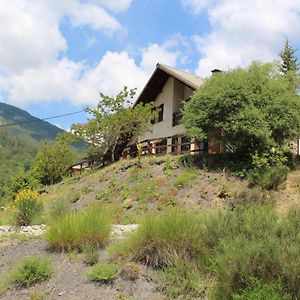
[0,102,63,141]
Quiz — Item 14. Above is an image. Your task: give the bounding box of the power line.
[0,109,86,127]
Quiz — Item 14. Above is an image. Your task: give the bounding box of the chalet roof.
[134,63,204,106]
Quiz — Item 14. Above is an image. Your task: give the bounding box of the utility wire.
[0,109,86,127]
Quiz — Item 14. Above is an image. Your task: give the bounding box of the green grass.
[7,256,53,288]
[157,259,210,299]
[83,245,99,266]
[0,207,15,225]
[110,209,203,268]
[45,205,111,251]
[174,168,198,188]
[87,262,118,283]
[111,206,300,299]
[45,198,71,224]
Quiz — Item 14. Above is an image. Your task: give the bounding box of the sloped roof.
[134,63,204,106]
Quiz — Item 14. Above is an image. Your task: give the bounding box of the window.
[172,111,183,126]
[151,104,164,124]
[158,104,164,122]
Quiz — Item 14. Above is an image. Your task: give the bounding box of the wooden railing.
[125,135,206,158]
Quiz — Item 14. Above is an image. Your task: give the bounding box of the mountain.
[0,102,63,141]
[0,103,65,198]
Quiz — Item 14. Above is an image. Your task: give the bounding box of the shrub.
[114,206,300,299]
[9,256,53,287]
[230,188,275,209]
[111,209,202,268]
[159,259,207,299]
[248,165,289,190]
[87,262,118,283]
[232,279,290,300]
[14,189,43,226]
[45,205,111,251]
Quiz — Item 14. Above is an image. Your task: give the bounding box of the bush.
[8,256,53,287]
[232,279,290,300]
[248,165,289,190]
[111,209,203,268]
[87,262,118,283]
[45,205,111,251]
[114,206,300,299]
[230,188,275,209]
[14,189,43,226]
[159,259,207,299]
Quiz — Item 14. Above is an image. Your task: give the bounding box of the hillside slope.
[42,155,300,222]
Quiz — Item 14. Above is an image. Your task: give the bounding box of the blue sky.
[0,0,299,129]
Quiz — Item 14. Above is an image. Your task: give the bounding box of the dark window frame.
[151,103,164,124]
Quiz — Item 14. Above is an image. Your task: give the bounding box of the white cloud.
[5,59,84,105]
[0,0,66,73]
[0,1,125,74]
[0,38,185,107]
[88,0,133,12]
[185,0,300,76]
[69,2,121,34]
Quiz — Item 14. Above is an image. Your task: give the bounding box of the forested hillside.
[0,103,64,198]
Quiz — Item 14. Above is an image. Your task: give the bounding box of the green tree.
[31,137,76,185]
[183,62,300,162]
[279,38,299,75]
[72,87,154,163]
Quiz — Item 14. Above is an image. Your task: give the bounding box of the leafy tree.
[31,136,76,185]
[183,62,300,164]
[72,87,154,163]
[278,38,299,75]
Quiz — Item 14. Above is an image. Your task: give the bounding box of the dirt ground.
[0,238,164,300]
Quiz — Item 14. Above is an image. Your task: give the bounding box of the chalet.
[123,63,221,158]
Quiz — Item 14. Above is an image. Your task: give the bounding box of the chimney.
[211,69,222,74]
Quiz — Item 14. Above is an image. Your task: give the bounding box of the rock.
[111,224,139,239]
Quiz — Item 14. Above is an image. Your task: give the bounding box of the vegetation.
[31,135,76,185]
[110,209,203,268]
[278,38,299,75]
[0,102,65,202]
[7,256,53,287]
[72,86,154,164]
[86,262,118,283]
[83,245,99,266]
[183,62,300,171]
[248,164,289,190]
[45,198,71,223]
[45,205,111,251]
[112,206,300,299]
[14,189,42,226]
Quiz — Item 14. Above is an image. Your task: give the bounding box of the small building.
[123,63,221,158]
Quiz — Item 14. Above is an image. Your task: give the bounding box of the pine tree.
[278,38,299,75]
